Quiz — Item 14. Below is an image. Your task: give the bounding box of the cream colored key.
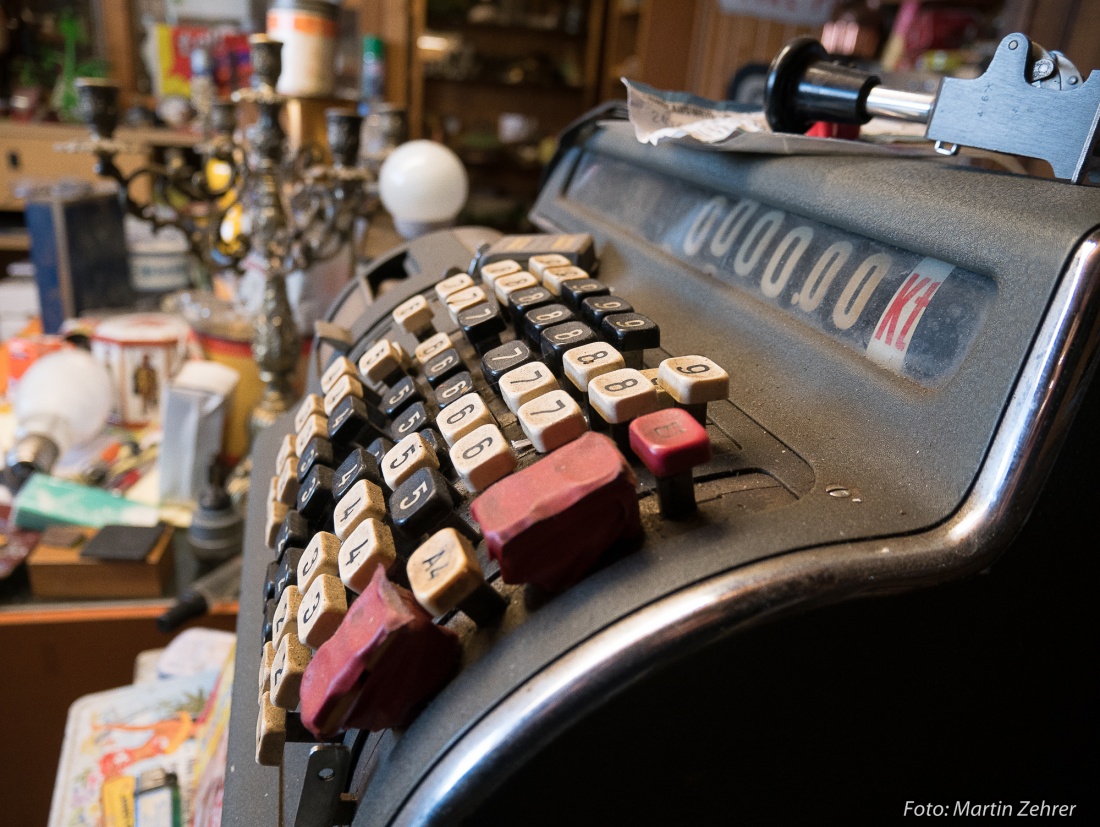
[339,517,397,592]
[296,413,328,453]
[563,342,625,393]
[358,339,405,385]
[382,432,439,490]
[256,690,286,766]
[657,356,730,404]
[320,355,356,395]
[269,474,280,502]
[323,373,364,416]
[266,500,288,548]
[258,640,276,698]
[542,265,589,296]
[589,368,659,424]
[480,258,521,288]
[297,531,341,594]
[517,390,588,453]
[333,478,387,541]
[294,394,325,433]
[275,456,300,505]
[272,584,301,647]
[641,368,675,409]
[445,286,488,322]
[407,528,499,620]
[435,272,475,300]
[436,392,495,446]
[493,271,539,305]
[270,630,312,710]
[450,423,516,492]
[499,361,559,413]
[297,573,348,648]
[393,294,434,337]
[275,433,297,472]
[415,332,453,365]
[528,253,572,280]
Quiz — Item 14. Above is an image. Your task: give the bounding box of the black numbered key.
[262,598,278,644]
[264,560,279,602]
[389,466,480,543]
[328,395,381,446]
[333,447,384,501]
[275,547,304,599]
[276,510,310,562]
[296,435,334,482]
[458,302,507,354]
[540,321,598,373]
[524,303,575,346]
[601,312,661,368]
[508,285,555,327]
[481,340,534,392]
[560,279,610,311]
[391,401,431,441]
[297,464,335,522]
[581,295,633,326]
[366,436,394,465]
[381,376,423,419]
[423,348,464,387]
[434,371,474,409]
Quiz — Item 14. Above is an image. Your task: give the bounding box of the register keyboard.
[224,120,1100,825]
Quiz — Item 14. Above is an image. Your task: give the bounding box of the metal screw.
[826,486,850,498]
[1009,39,1019,50]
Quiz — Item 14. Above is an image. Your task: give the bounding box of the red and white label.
[866,257,953,371]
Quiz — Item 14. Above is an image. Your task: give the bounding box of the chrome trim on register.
[391,231,1100,827]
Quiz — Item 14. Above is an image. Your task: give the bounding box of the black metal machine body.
[225,119,1100,823]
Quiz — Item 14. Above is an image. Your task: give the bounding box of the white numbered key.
[563,341,626,393]
[493,271,539,305]
[450,423,516,492]
[256,691,286,766]
[641,367,675,409]
[445,286,488,322]
[332,478,387,541]
[275,433,297,472]
[296,573,347,649]
[588,368,659,424]
[272,584,301,647]
[480,259,521,288]
[339,517,397,592]
[296,413,328,453]
[657,356,730,404]
[542,265,588,296]
[320,355,356,395]
[382,432,439,490]
[528,253,571,280]
[415,332,452,365]
[275,456,300,506]
[294,394,325,433]
[393,294,434,337]
[437,392,495,446]
[323,373,363,416]
[499,361,559,413]
[266,500,288,549]
[258,640,276,698]
[270,630,312,710]
[297,531,341,594]
[358,338,405,385]
[516,390,588,453]
[435,272,474,301]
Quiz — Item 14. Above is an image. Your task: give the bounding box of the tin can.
[91,313,190,427]
[267,0,338,97]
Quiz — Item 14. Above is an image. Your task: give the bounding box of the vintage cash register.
[224,106,1100,823]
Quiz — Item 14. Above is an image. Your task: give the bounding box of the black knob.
[765,38,880,134]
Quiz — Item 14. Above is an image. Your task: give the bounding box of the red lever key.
[299,564,460,738]
[470,431,641,591]
[629,408,712,519]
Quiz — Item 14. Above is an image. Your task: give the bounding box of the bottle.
[360,35,385,113]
